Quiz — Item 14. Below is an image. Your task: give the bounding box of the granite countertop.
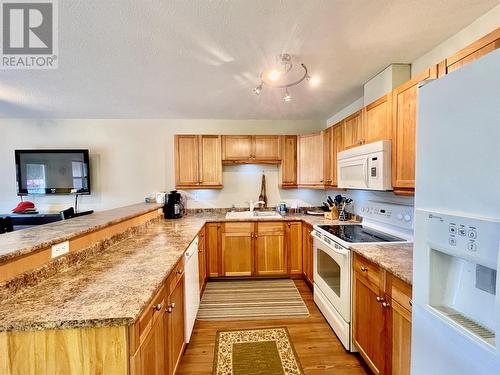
[0,209,411,332]
[349,242,413,285]
[0,203,164,263]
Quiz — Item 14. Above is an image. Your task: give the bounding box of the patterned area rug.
[197,279,309,321]
[213,327,304,375]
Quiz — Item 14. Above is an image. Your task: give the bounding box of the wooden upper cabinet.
[199,136,222,187]
[363,93,393,144]
[342,110,364,149]
[323,124,343,187]
[297,131,324,187]
[254,136,281,161]
[175,135,222,189]
[279,135,297,188]
[286,221,302,275]
[221,222,253,276]
[222,135,281,163]
[255,222,285,276]
[392,67,436,193]
[175,135,199,187]
[222,135,253,161]
[445,27,500,74]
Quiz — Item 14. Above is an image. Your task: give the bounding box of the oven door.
[312,232,351,322]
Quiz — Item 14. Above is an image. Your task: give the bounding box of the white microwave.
[337,140,392,191]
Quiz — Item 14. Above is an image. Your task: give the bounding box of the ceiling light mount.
[253,53,314,102]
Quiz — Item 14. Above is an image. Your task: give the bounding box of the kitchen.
[0,1,499,375]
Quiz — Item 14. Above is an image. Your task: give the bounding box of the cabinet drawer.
[137,283,166,346]
[386,272,412,312]
[257,222,284,234]
[354,253,382,288]
[224,222,253,234]
[168,257,185,295]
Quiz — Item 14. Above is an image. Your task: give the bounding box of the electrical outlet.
[51,241,69,258]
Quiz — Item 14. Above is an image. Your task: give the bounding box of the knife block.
[324,206,339,220]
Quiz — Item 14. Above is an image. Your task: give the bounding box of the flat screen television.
[15,149,91,195]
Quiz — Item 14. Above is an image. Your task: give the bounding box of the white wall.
[0,119,326,213]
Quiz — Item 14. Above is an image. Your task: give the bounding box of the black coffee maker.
[164,190,183,219]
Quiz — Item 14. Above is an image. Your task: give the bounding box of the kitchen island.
[0,203,413,374]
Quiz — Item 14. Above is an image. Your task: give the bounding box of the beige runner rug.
[197,279,309,321]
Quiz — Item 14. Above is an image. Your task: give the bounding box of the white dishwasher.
[183,236,200,343]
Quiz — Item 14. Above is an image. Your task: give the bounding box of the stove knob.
[404,214,412,222]
[397,213,403,220]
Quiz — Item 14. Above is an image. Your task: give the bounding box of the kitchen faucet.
[249,199,265,212]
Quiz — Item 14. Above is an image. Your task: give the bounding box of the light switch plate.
[51,241,70,258]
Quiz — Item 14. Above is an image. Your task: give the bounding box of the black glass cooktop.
[317,224,405,243]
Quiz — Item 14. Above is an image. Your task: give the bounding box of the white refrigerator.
[412,49,500,374]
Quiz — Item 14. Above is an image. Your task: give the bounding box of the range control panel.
[360,201,414,230]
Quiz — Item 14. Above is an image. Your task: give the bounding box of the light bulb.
[309,75,321,87]
[267,69,281,81]
[283,89,292,102]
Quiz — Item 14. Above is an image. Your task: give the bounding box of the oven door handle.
[312,231,350,256]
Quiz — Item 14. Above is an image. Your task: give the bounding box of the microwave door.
[338,155,369,189]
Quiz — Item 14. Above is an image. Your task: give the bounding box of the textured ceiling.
[0,0,498,119]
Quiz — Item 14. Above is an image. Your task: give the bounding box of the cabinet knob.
[382,302,391,308]
[177,269,183,275]
[376,296,384,302]
[360,266,368,272]
[170,302,176,309]
[409,299,413,307]
[153,303,162,311]
[166,306,173,314]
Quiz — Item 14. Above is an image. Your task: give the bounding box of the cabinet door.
[363,94,392,144]
[302,223,313,287]
[168,275,185,375]
[279,135,297,188]
[198,227,206,293]
[353,271,386,374]
[199,135,222,187]
[342,110,363,149]
[206,223,221,277]
[222,135,253,161]
[255,222,285,276]
[254,135,281,161]
[323,127,334,187]
[389,300,412,375]
[175,135,199,187]
[392,68,435,192]
[297,132,324,186]
[331,124,343,186]
[134,300,167,375]
[286,222,302,275]
[446,28,500,73]
[222,222,253,276]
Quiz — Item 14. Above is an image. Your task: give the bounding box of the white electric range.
[312,201,414,351]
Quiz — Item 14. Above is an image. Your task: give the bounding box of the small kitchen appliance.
[164,190,184,219]
[312,201,413,351]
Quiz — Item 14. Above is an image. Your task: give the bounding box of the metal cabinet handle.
[382,302,390,308]
[376,296,384,302]
[360,266,368,272]
[153,303,162,311]
[409,299,413,307]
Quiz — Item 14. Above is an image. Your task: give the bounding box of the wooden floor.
[177,280,369,375]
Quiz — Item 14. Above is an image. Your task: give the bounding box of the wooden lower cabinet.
[255,222,285,276]
[352,253,412,375]
[168,273,185,375]
[206,222,222,277]
[286,221,303,275]
[302,222,314,287]
[197,227,206,293]
[222,222,253,276]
